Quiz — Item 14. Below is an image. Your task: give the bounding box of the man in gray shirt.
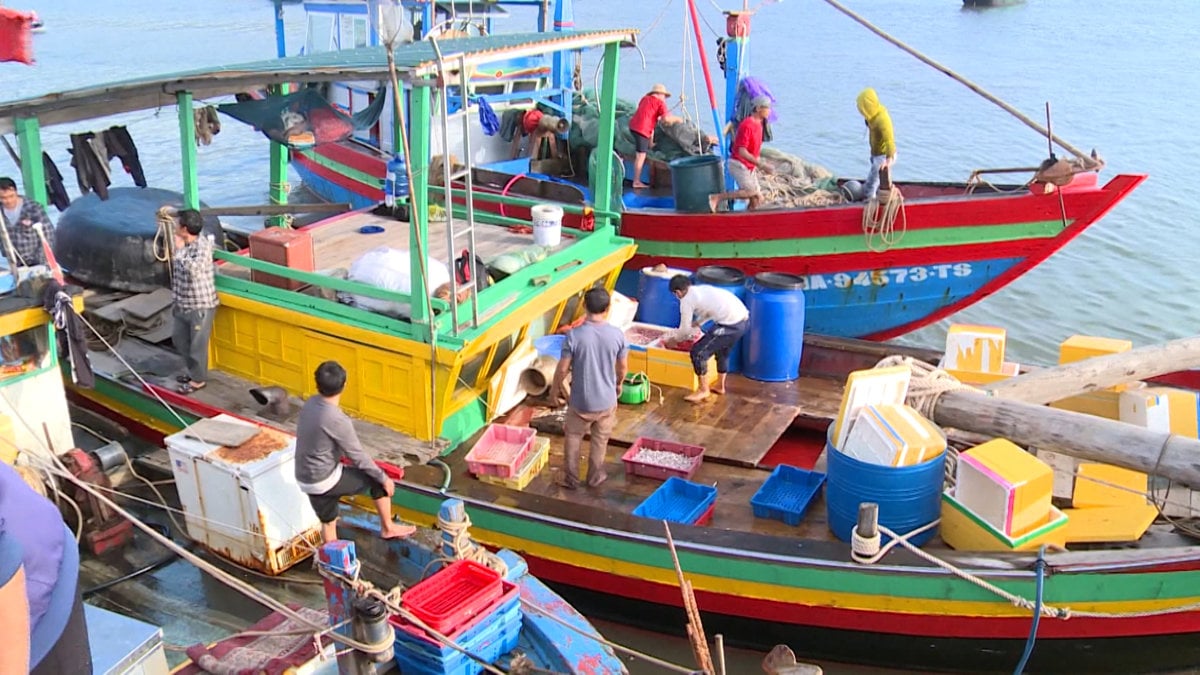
[295,361,416,543]
[550,288,628,489]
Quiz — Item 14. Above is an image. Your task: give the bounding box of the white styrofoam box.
[607,291,639,332]
[842,404,945,467]
[942,324,1006,374]
[1118,390,1170,432]
[167,414,320,574]
[833,366,911,450]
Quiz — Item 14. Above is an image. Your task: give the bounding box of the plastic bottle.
[385,155,409,207]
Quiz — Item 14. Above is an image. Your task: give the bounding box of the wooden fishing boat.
[274,0,1145,340]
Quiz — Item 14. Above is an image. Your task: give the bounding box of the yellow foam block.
[842,404,945,467]
[1072,463,1149,508]
[957,439,1053,537]
[940,489,1068,552]
[1118,390,1170,432]
[945,361,1020,385]
[943,324,1006,374]
[645,346,716,392]
[1061,504,1157,543]
[1049,390,1121,420]
[1144,387,1200,438]
[1058,335,1133,364]
[833,366,911,451]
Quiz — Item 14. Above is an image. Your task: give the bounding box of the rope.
[873,355,981,420]
[861,189,907,252]
[1013,547,1046,674]
[154,207,177,285]
[437,509,509,576]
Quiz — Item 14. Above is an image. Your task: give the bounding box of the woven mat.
[178,604,329,675]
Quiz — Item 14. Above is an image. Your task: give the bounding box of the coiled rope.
[862,189,907,252]
[437,508,509,577]
[153,206,177,283]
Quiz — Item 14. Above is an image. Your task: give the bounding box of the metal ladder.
[431,39,480,335]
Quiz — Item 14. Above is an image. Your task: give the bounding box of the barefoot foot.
[684,391,711,403]
[708,195,720,213]
[711,386,726,395]
[381,523,417,540]
[633,181,650,189]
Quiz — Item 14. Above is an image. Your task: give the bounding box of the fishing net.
[758,147,845,208]
[569,91,713,163]
[218,86,387,150]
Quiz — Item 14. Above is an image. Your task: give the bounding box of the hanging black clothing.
[42,153,70,211]
[41,279,94,389]
[103,126,147,187]
[499,108,524,143]
[68,132,110,200]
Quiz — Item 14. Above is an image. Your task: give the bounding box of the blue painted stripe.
[293,162,377,210]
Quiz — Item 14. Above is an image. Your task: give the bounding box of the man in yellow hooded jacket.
[856,88,895,201]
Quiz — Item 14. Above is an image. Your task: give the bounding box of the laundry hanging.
[218,86,387,150]
[42,153,69,211]
[67,125,147,200]
[194,106,221,146]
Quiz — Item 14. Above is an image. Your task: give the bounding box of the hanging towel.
[42,153,70,211]
[42,279,94,389]
[477,97,500,137]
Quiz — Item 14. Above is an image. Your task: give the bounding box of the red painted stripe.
[622,174,1145,243]
[524,555,1200,640]
[66,389,168,446]
[293,153,384,201]
[312,142,386,178]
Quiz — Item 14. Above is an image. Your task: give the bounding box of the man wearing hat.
[708,95,773,212]
[629,83,682,188]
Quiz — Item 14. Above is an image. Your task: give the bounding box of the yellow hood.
[856,88,882,119]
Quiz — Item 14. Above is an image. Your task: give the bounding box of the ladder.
[431,39,479,336]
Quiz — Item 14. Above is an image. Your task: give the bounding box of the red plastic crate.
[400,560,504,634]
[621,437,706,481]
[696,501,716,526]
[465,424,537,478]
[390,578,518,641]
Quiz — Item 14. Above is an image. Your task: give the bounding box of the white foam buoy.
[531,204,564,247]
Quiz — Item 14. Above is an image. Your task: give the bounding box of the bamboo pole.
[664,522,714,675]
[982,335,1200,405]
[819,0,1098,167]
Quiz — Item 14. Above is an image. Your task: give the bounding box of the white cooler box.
[166,414,321,575]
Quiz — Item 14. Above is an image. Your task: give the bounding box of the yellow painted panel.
[943,324,1006,373]
[1073,463,1149,508]
[626,350,647,375]
[0,307,53,337]
[1062,504,1157,543]
[646,346,715,391]
[1049,391,1121,420]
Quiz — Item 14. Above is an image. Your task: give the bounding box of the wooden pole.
[932,391,1200,488]
[819,0,1098,167]
[664,522,714,675]
[982,335,1200,405]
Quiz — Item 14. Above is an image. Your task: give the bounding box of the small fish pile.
[625,325,669,347]
[630,448,694,470]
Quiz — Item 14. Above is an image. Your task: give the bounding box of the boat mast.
[684,0,726,158]
[720,6,751,135]
[272,0,286,58]
[551,0,576,132]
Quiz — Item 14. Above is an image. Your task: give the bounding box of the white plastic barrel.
[531,204,564,247]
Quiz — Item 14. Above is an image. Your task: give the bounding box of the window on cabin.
[511,80,540,93]
[0,326,51,383]
[473,84,505,96]
[353,17,369,47]
[306,14,335,53]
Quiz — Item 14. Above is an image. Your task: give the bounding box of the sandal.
[175,375,191,383]
[177,381,207,395]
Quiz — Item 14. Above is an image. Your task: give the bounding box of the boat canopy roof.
[0,29,635,133]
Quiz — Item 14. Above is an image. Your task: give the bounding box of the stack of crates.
[392,560,522,675]
[476,436,550,490]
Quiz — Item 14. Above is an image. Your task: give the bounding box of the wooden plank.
[199,202,351,217]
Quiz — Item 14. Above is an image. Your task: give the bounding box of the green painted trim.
[214,249,417,307]
[0,325,58,389]
[268,84,291,229]
[943,491,1067,547]
[590,43,620,226]
[408,80,433,339]
[438,397,486,449]
[14,118,46,207]
[633,220,1070,260]
[177,92,199,210]
[295,149,382,188]
[93,374,200,427]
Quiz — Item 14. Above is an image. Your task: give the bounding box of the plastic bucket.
[824,427,944,545]
[743,272,806,382]
[635,266,689,327]
[531,204,563,247]
[668,155,724,213]
[534,334,565,359]
[694,266,747,373]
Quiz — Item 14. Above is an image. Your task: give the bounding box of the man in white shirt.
[664,274,750,403]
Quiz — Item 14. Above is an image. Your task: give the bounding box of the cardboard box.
[957,439,1053,537]
[943,324,1006,374]
[842,404,945,467]
[832,366,911,451]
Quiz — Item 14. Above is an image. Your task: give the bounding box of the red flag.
[0,8,34,65]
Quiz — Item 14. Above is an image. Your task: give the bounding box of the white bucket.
[531,204,564,247]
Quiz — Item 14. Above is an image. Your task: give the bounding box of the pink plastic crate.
[621,437,706,481]
[400,559,505,635]
[465,424,537,478]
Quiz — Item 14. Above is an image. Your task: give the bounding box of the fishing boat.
[275,0,1145,340]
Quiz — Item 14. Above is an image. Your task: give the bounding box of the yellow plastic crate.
[645,346,716,392]
[477,436,550,490]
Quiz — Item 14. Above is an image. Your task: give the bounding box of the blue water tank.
[384,155,409,207]
[635,266,689,327]
[742,272,805,382]
[693,266,747,373]
[824,428,944,546]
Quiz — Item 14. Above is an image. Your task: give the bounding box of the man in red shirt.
[628,83,681,188]
[709,95,773,212]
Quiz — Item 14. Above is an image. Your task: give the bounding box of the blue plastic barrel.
[742,272,805,382]
[824,428,944,545]
[635,266,689,327]
[694,266,747,373]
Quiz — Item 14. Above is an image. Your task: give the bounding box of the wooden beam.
[198,202,351,217]
[984,335,1200,405]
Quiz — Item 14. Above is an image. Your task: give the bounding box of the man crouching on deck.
[664,274,749,403]
[295,360,417,543]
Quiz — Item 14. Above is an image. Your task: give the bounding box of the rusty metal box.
[249,226,314,291]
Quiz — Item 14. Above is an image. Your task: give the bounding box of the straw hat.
[649,83,672,97]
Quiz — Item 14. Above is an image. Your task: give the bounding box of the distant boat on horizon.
[963,0,1026,7]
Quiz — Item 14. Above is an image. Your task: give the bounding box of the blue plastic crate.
[394,603,521,675]
[395,623,520,675]
[394,597,520,661]
[750,465,826,526]
[632,476,717,525]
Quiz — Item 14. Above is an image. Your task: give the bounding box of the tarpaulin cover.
[0,8,34,65]
[218,86,387,149]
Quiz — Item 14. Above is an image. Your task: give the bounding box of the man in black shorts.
[294,360,416,543]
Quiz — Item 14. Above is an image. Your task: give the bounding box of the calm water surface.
[6,0,1199,672]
